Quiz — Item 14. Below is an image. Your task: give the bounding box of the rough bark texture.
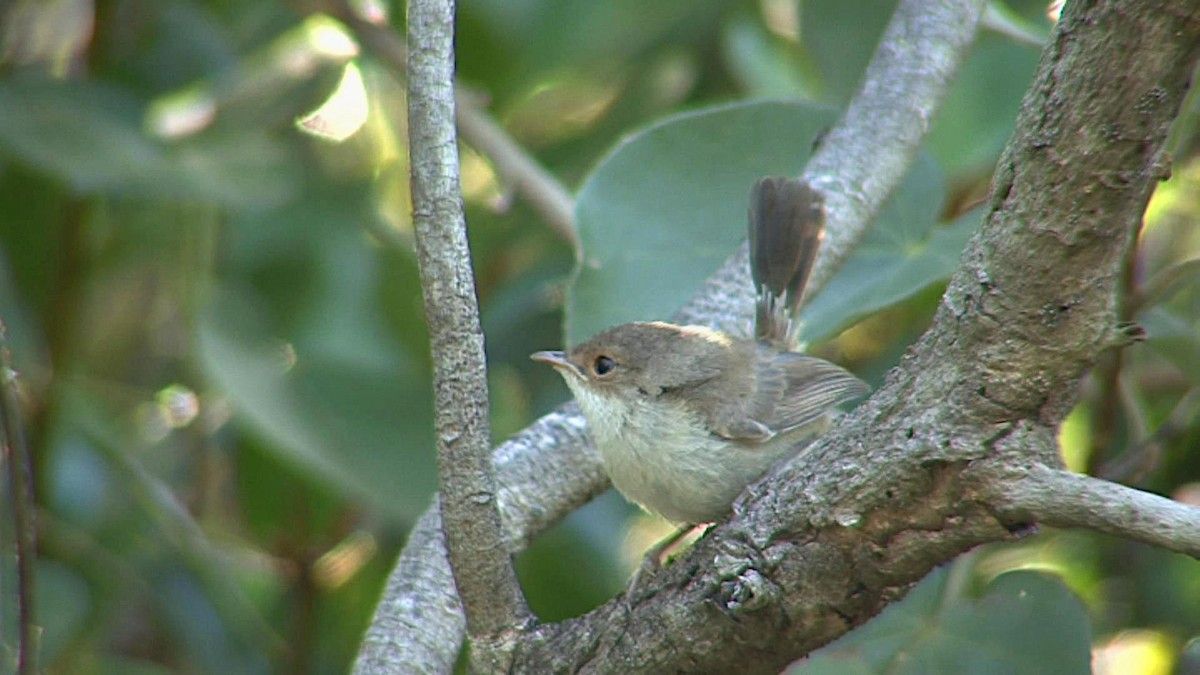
[509,0,1200,671]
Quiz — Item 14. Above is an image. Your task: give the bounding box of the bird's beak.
[530,350,579,376]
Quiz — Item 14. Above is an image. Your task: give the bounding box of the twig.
[1098,386,1200,483]
[405,0,530,660]
[324,0,580,250]
[456,101,578,249]
[0,320,38,675]
[980,2,1047,48]
[357,0,990,671]
[992,465,1200,559]
[92,423,285,655]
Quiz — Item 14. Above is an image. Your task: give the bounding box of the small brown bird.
[533,177,867,524]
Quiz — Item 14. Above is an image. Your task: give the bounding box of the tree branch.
[356,0,990,671]
[509,0,1200,670]
[988,465,1200,558]
[405,0,528,654]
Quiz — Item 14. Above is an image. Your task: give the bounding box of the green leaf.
[795,568,1093,675]
[196,285,437,525]
[194,192,438,523]
[567,100,963,347]
[1142,305,1200,385]
[35,561,93,664]
[568,100,839,344]
[801,0,897,103]
[0,78,298,207]
[721,12,813,99]
[927,32,1042,177]
[459,0,727,96]
[802,1,1043,176]
[800,158,977,344]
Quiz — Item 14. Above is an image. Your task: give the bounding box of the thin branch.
[991,465,1200,558]
[1,320,38,675]
[323,0,580,249]
[456,100,578,249]
[356,0,990,671]
[405,0,530,655]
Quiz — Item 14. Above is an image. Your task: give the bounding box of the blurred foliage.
[0,0,1197,673]
[794,564,1093,674]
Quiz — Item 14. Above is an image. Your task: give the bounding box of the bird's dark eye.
[593,355,616,376]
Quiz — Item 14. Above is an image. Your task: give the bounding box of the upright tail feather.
[747,177,825,347]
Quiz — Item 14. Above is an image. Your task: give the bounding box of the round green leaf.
[568,100,839,344]
[800,155,973,344]
[567,100,960,348]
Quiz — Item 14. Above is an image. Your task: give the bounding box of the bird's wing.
[747,351,869,436]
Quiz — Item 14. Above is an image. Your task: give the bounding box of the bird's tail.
[747,176,825,348]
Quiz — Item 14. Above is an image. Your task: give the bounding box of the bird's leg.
[625,524,700,605]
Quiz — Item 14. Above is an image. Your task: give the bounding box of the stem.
[405,0,531,656]
[1,320,38,675]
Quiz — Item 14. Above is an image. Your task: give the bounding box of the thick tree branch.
[508,0,1200,670]
[405,0,528,654]
[355,506,459,674]
[356,0,989,670]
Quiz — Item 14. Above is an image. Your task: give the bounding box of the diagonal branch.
[355,0,990,671]
[405,0,529,652]
[456,97,578,248]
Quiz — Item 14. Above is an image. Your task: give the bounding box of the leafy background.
[0,1,1198,673]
